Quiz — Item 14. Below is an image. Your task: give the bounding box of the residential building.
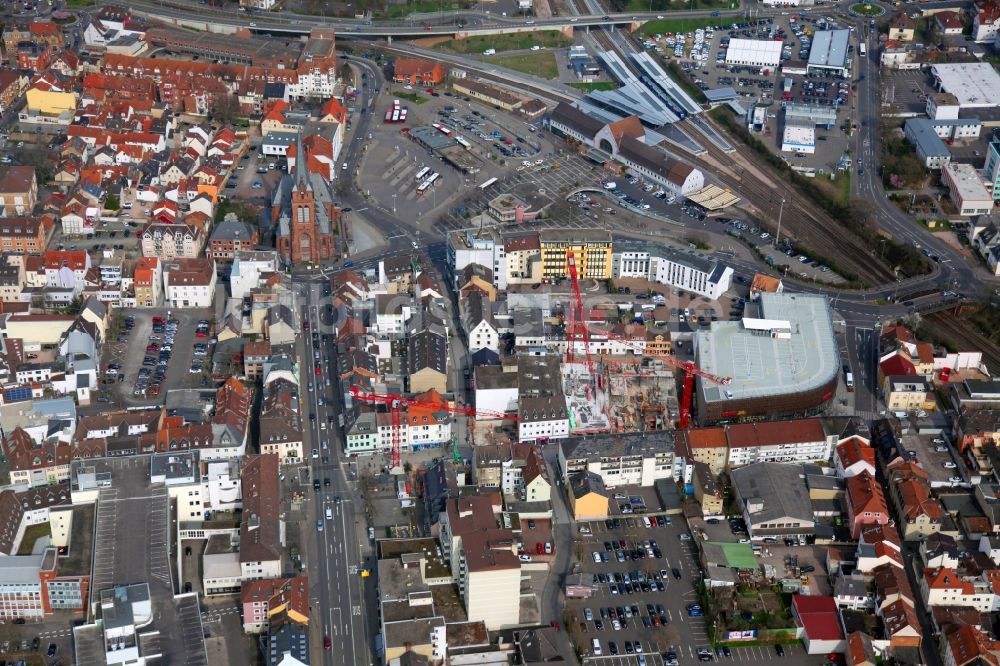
[973,0,1000,42]
[210,213,259,261]
[725,419,835,467]
[845,471,890,539]
[240,454,282,580]
[437,496,521,630]
[0,166,38,216]
[240,576,309,634]
[568,471,608,520]
[408,328,448,394]
[888,463,944,539]
[883,376,936,412]
[943,624,1000,666]
[133,257,162,308]
[141,220,205,259]
[559,432,675,488]
[163,257,216,308]
[393,59,447,85]
[888,13,916,41]
[612,249,733,299]
[835,436,876,479]
[0,216,49,254]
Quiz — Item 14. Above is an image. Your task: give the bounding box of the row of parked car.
[135,316,179,397]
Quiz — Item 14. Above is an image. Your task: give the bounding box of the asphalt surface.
[300,290,372,666]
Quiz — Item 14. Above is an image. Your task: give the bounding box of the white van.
[325,508,333,521]
[592,640,602,656]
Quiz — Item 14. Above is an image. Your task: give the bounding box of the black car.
[775,645,785,657]
[672,568,682,580]
[47,644,57,657]
[324,478,331,486]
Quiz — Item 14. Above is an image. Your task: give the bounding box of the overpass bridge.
[126,0,739,38]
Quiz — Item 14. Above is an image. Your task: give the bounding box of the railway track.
[926,311,1000,375]
[689,117,896,285]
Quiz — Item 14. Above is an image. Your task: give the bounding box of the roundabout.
[850,2,885,16]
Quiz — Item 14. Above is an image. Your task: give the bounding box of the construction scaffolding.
[599,357,679,433]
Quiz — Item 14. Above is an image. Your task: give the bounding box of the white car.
[530,45,541,51]
[943,461,957,469]
[312,449,319,459]
[518,554,532,562]
[679,533,692,541]
[950,476,964,483]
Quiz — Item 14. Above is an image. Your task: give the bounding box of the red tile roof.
[881,353,916,377]
[837,436,875,471]
[726,418,826,448]
[792,595,843,641]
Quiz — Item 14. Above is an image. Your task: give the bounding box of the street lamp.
[773,197,785,249]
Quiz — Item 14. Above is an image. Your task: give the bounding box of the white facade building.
[612,250,733,300]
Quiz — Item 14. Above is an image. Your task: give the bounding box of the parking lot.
[568,515,713,663]
[359,85,564,223]
[101,310,215,406]
[570,514,834,666]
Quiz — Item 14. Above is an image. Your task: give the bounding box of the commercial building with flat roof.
[725,39,783,68]
[731,463,817,541]
[904,118,982,168]
[942,162,994,216]
[782,124,816,154]
[694,292,838,423]
[807,30,852,77]
[930,63,1000,108]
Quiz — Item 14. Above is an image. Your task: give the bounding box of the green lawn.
[432,30,573,54]
[386,0,472,18]
[493,52,559,79]
[17,523,51,555]
[620,0,733,11]
[568,81,619,91]
[639,15,741,36]
[395,91,428,104]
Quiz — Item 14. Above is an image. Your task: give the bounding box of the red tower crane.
[565,255,596,383]
[348,386,518,471]
[592,330,732,429]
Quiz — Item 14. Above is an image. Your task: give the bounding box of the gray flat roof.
[731,463,815,524]
[695,292,837,403]
[808,30,851,70]
[905,119,951,158]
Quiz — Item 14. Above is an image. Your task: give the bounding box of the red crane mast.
[565,255,596,382]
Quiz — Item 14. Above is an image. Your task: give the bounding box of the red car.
[146,344,159,351]
[535,542,543,555]
[152,316,164,324]
[324,636,332,650]
[424,24,432,30]
[315,366,322,375]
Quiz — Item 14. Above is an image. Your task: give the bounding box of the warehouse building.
[724,39,783,68]
[930,63,1000,109]
[694,293,838,423]
[807,30,852,77]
